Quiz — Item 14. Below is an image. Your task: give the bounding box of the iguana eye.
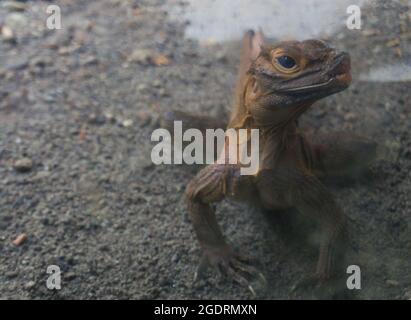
[277,56,296,69]
[272,49,300,73]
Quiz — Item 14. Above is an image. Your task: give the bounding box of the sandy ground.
[0,0,410,299]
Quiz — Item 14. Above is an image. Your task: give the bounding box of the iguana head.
[244,39,351,127]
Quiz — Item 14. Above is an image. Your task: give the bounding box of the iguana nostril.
[332,52,351,75]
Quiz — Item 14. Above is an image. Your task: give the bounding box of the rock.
[152,80,162,88]
[386,279,399,287]
[130,152,154,170]
[386,38,400,48]
[122,119,133,127]
[88,113,105,125]
[30,56,52,68]
[362,29,379,37]
[1,1,27,12]
[151,54,170,66]
[6,58,29,71]
[31,171,50,181]
[137,110,152,126]
[1,25,15,42]
[73,29,88,46]
[24,281,36,290]
[136,84,148,92]
[5,271,18,279]
[81,56,99,66]
[404,290,411,300]
[12,233,27,246]
[42,94,56,103]
[171,254,179,263]
[58,45,80,56]
[158,88,169,97]
[378,140,401,162]
[104,112,115,123]
[215,50,227,62]
[64,272,76,280]
[344,112,357,121]
[5,12,28,30]
[127,49,152,64]
[200,37,217,47]
[127,49,171,66]
[13,158,33,172]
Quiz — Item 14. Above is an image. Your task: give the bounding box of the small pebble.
[24,281,36,290]
[12,233,27,246]
[1,25,15,42]
[64,272,76,280]
[137,110,152,126]
[386,279,399,287]
[158,88,169,97]
[31,171,50,181]
[104,112,115,123]
[2,1,27,12]
[127,49,152,64]
[13,158,33,172]
[137,84,148,92]
[5,270,18,278]
[122,119,133,127]
[344,112,357,121]
[152,80,162,88]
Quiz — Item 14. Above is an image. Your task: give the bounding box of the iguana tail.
[160,30,264,133]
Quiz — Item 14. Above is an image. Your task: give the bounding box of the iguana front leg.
[186,164,263,291]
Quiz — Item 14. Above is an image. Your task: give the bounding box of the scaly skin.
[163,31,377,295]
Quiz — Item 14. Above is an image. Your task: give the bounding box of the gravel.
[0,0,410,299]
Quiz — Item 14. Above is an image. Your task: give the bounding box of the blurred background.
[0,0,410,299]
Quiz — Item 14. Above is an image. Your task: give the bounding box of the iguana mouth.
[280,78,334,93]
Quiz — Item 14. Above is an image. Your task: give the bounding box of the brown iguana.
[162,30,376,295]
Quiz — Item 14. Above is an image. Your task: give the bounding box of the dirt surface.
[0,0,410,299]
